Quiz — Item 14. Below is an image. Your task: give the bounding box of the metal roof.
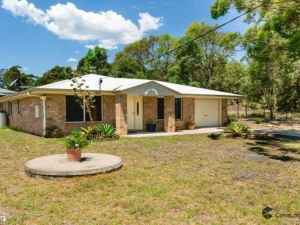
[37,74,241,97]
[0,88,15,96]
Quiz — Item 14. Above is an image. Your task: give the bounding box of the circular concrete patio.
[25,153,123,177]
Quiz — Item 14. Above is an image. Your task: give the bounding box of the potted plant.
[146,119,157,132]
[186,117,196,130]
[65,129,89,161]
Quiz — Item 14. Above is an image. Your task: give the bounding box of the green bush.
[81,126,97,140]
[95,123,116,138]
[254,118,263,124]
[46,125,64,138]
[226,122,250,138]
[228,115,238,123]
[65,129,89,149]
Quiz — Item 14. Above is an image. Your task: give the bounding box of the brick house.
[0,74,240,136]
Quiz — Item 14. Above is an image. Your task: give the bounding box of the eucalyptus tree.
[170,22,241,89]
[77,47,111,75]
[111,34,177,80]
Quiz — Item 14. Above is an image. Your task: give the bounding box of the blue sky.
[0,0,248,75]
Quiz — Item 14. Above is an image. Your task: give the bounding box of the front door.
[127,96,143,130]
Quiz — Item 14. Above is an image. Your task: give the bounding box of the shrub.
[95,123,117,138]
[254,118,264,124]
[228,115,238,123]
[81,126,97,140]
[208,132,223,140]
[46,126,64,138]
[65,129,89,149]
[226,122,250,138]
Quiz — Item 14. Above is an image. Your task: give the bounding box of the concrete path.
[127,127,224,138]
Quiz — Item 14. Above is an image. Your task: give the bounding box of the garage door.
[195,99,221,127]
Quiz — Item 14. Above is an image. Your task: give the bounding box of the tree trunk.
[237,101,240,119]
[245,101,248,118]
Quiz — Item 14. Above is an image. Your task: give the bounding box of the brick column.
[221,99,228,126]
[115,94,128,136]
[164,96,176,132]
[143,97,157,130]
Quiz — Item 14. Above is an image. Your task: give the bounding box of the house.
[0,88,15,97]
[0,74,241,136]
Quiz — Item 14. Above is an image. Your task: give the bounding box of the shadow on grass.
[247,134,300,162]
[249,146,300,162]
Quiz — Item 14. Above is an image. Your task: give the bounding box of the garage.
[195,99,221,127]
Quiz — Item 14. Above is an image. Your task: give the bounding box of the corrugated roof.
[0,88,15,96]
[37,74,241,97]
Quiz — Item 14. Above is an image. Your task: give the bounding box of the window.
[175,98,182,120]
[157,98,164,119]
[34,105,40,118]
[66,96,83,122]
[86,96,102,121]
[66,96,102,122]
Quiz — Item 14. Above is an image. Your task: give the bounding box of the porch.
[115,93,227,136]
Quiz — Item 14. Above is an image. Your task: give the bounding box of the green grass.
[1,128,300,224]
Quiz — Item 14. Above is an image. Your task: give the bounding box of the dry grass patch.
[1,128,300,224]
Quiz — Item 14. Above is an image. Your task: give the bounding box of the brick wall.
[221,99,228,125]
[5,97,43,135]
[115,94,127,136]
[164,96,176,132]
[175,98,195,130]
[46,94,116,135]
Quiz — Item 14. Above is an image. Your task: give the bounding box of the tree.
[211,0,300,59]
[77,47,111,75]
[211,0,300,118]
[243,25,293,119]
[3,66,36,91]
[36,66,73,85]
[111,35,177,80]
[0,69,6,88]
[170,22,240,89]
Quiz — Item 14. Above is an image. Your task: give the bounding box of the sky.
[0,0,248,76]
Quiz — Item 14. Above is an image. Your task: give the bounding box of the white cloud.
[85,40,118,50]
[138,12,162,33]
[67,57,77,63]
[2,0,163,49]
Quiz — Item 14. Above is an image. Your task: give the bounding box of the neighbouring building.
[0,74,241,136]
[0,88,15,97]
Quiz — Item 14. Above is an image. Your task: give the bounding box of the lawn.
[1,128,300,225]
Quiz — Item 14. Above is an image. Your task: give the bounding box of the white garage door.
[195,99,221,127]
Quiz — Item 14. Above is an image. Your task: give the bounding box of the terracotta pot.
[66,149,81,161]
[187,123,196,130]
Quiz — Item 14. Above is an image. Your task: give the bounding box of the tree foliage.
[211,0,300,59]
[2,66,36,90]
[211,0,300,118]
[112,34,177,80]
[77,47,111,75]
[36,66,73,85]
